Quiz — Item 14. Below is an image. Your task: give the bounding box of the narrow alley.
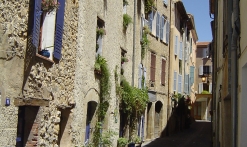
[143,120,212,147]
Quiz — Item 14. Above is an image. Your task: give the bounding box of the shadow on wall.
[160,96,195,138]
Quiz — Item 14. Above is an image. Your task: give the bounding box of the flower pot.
[40,50,50,58]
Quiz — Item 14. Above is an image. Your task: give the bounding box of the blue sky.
[183,0,213,42]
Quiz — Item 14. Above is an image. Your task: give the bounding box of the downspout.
[213,0,218,146]
[132,0,136,87]
[167,0,172,136]
[231,0,239,146]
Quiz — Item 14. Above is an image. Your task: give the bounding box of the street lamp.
[202,76,206,82]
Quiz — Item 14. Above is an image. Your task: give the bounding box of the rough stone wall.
[142,0,170,138]
[73,0,136,146]
[1,0,79,146]
[0,0,29,146]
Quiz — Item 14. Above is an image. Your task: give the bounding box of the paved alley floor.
[143,120,212,147]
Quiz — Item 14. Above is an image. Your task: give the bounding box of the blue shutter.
[190,66,195,86]
[148,11,153,32]
[166,21,169,44]
[32,0,42,48]
[54,0,66,60]
[175,36,178,55]
[179,42,182,60]
[173,71,177,91]
[156,12,160,38]
[160,16,164,41]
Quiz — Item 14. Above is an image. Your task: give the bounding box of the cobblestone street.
[143,120,212,147]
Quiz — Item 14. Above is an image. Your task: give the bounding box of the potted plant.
[41,0,60,13]
[39,49,50,58]
[94,55,107,75]
[117,137,128,147]
[123,0,129,6]
[132,136,142,146]
[121,57,129,64]
[123,14,132,28]
[97,28,106,37]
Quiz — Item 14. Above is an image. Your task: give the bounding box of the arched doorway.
[85,101,98,143]
[154,101,163,138]
[146,102,152,139]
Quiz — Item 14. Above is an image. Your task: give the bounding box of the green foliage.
[120,78,149,118]
[145,0,154,14]
[121,57,129,63]
[123,0,129,6]
[201,90,210,94]
[141,26,150,60]
[91,55,111,147]
[132,135,141,144]
[117,137,128,147]
[97,28,106,37]
[101,130,117,147]
[123,14,132,28]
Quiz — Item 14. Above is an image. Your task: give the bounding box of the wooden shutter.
[199,83,203,93]
[166,21,169,44]
[150,53,156,82]
[32,0,42,48]
[138,64,143,88]
[174,71,177,91]
[175,36,178,55]
[156,12,160,38]
[199,65,203,75]
[161,59,166,85]
[148,11,153,32]
[160,16,164,41]
[184,74,188,94]
[54,0,66,60]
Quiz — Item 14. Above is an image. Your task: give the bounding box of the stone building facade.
[0,0,200,146]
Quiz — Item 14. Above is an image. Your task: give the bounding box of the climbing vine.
[145,0,154,14]
[141,25,150,60]
[90,55,111,146]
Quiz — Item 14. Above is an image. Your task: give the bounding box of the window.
[179,60,182,74]
[199,65,212,75]
[150,52,156,82]
[161,59,166,85]
[96,18,105,57]
[160,16,170,44]
[32,0,66,60]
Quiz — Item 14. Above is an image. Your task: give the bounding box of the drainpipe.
[213,0,218,146]
[132,0,136,87]
[231,0,239,146]
[167,0,172,136]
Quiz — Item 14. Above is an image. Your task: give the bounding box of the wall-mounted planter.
[39,50,50,58]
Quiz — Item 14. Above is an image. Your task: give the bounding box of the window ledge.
[36,53,54,64]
